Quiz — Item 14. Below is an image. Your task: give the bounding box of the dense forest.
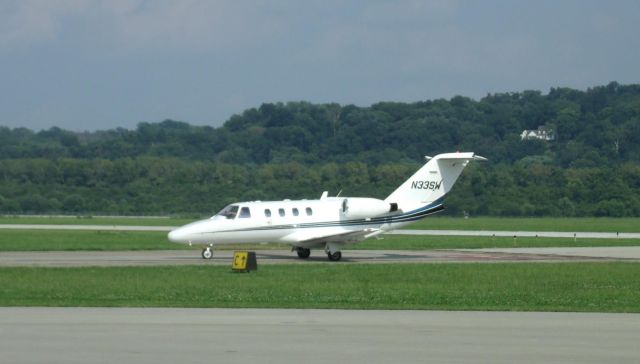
[1,82,639,217]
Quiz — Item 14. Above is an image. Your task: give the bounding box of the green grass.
[1,230,638,251]
[0,230,292,251]
[3,216,640,233]
[0,230,179,251]
[0,263,638,312]
[409,217,640,232]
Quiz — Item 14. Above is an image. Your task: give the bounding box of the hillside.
[1,82,639,216]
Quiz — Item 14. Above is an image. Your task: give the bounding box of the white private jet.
[168,152,486,261]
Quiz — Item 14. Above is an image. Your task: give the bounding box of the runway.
[0,224,174,231]
[389,229,640,239]
[2,247,639,267]
[0,307,638,364]
[470,247,640,259]
[2,223,640,238]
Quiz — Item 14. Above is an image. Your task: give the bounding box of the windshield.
[215,205,239,219]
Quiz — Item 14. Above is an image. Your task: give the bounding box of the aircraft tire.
[296,248,311,259]
[327,251,342,261]
[201,247,213,259]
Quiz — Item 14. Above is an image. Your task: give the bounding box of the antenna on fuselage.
[320,191,329,200]
[336,189,343,197]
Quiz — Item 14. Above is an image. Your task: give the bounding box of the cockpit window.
[239,207,251,218]
[216,205,239,219]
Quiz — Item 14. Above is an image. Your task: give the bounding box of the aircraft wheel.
[296,248,311,259]
[327,251,342,261]
[201,247,213,259]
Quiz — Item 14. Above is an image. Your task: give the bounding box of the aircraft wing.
[283,228,384,248]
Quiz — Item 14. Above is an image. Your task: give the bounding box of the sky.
[1,0,639,131]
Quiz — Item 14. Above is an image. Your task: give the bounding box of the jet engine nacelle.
[340,197,395,219]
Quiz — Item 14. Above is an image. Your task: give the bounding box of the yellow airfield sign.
[232,251,257,272]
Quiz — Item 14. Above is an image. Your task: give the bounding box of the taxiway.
[1,307,638,364]
[1,247,639,267]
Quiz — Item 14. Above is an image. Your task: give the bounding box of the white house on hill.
[520,126,554,141]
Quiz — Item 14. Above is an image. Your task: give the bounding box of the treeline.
[2,82,639,167]
[1,82,640,216]
[1,158,639,217]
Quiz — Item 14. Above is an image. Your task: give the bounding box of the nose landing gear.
[201,246,213,259]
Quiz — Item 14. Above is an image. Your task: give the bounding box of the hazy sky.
[1,0,639,131]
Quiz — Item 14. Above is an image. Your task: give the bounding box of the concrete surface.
[0,224,174,231]
[467,246,640,259]
[391,229,640,239]
[0,307,638,364]
[0,248,623,267]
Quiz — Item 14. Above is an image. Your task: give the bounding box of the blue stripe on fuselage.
[205,198,445,234]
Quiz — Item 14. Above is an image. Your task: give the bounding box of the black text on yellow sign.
[232,251,257,272]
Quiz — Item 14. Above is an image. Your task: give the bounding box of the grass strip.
[0,263,638,312]
[2,216,639,233]
[0,230,179,251]
[0,230,289,251]
[1,230,639,251]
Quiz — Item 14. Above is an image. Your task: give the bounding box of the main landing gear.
[325,242,343,262]
[201,246,213,259]
[296,247,311,259]
[294,247,342,261]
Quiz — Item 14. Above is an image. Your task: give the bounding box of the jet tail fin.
[384,152,486,211]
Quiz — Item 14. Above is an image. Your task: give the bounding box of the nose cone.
[168,220,211,244]
[168,228,188,243]
[167,221,208,244]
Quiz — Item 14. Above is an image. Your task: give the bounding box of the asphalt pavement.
[2,247,639,267]
[1,307,638,364]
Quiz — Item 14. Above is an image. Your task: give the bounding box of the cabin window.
[306,207,313,216]
[239,207,251,218]
[279,208,285,217]
[264,209,271,217]
[292,208,299,216]
[217,205,239,219]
